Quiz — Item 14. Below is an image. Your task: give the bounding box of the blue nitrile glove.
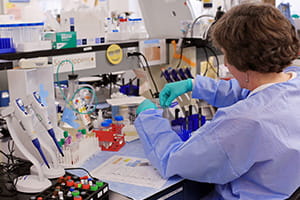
[136,99,158,115]
[159,79,193,108]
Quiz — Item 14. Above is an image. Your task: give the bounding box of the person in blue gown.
[134,3,300,200]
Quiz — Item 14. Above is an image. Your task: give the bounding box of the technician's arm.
[134,109,253,184]
[192,75,250,107]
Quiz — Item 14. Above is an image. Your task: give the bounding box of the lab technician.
[134,3,300,200]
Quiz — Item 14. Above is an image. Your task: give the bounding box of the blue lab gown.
[134,66,300,200]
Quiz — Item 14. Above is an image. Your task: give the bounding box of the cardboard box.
[43,32,77,49]
[53,32,77,49]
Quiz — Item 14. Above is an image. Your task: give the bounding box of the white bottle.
[119,18,130,40]
[134,18,148,39]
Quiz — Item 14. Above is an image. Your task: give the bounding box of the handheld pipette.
[14,98,50,168]
[185,68,194,79]
[171,69,181,81]
[178,68,187,80]
[162,69,188,105]
[30,92,64,157]
[162,69,173,83]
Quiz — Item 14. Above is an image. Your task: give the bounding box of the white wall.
[1,0,61,16]
[38,0,61,15]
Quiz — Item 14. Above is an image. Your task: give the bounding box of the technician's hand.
[159,79,193,108]
[136,99,158,115]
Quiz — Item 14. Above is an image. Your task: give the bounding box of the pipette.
[178,68,187,80]
[171,69,181,81]
[185,68,194,79]
[30,91,64,157]
[14,98,50,168]
[162,69,187,104]
[162,69,173,83]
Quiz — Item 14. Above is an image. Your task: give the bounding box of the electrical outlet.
[126,47,138,57]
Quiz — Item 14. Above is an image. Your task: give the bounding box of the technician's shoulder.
[214,96,259,121]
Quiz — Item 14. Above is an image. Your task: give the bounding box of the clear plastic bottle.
[29,22,44,42]
[105,17,113,33]
[128,18,134,34]
[119,18,130,40]
[133,18,148,39]
[104,119,113,125]
[114,115,124,136]
[100,121,112,149]
[119,18,129,33]
[114,115,124,126]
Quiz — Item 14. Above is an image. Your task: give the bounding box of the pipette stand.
[30,164,65,179]
[1,107,51,193]
[3,67,66,191]
[29,127,64,178]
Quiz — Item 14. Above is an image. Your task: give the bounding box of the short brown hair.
[211,3,299,73]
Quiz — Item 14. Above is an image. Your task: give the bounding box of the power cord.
[127,52,160,98]
[190,14,214,39]
[176,41,184,69]
[202,46,219,77]
[64,167,97,180]
[0,140,32,198]
[204,46,220,77]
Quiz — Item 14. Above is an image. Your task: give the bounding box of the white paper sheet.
[106,96,145,106]
[91,155,167,189]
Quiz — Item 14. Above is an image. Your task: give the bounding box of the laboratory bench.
[65,139,213,200]
[0,139,213,200]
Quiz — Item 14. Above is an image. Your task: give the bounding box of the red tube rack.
[93,124,125,151]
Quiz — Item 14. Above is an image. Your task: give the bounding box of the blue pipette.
[185,68,194,79]
[178,68,187,80]
[30,92,64,157]
[162,69,173,83]
[171,69,181,81]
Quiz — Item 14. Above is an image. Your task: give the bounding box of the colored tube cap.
[101,121,110,127]
[66,179,74,187]
[73,196,82,200]
[104,119,113,124]
[71,190,80,197]
[81,129,87,135]
[74,181,82,188]
[80,176,88,180]
[82,184,90,190]
[90,184,98,191]
[96,181,104,187]
[114,115,124,121]
[63,131,69,138]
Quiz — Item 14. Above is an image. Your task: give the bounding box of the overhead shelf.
[0,41,139,61]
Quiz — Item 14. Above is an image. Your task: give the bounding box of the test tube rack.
[31,173,109,200]
[58,130,100,168]
[93,124,125,151]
